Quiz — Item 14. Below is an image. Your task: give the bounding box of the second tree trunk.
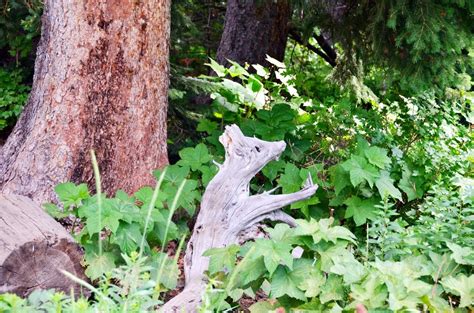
[216,0,291,67]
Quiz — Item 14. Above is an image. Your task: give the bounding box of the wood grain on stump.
[0,194,86,297]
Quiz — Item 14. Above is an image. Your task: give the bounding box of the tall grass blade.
[90,150,103,256]
[139,168,167,257]
[154,179,186,291]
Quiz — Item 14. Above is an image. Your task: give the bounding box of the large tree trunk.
[216,0,291,67]
[0,194,86,297]
[162,125,318,312]
[0,0,170,204]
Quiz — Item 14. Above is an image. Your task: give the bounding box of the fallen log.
[0,194,86,297]
[162,125,318,312]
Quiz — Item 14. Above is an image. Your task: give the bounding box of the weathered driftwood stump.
[162,125,318,312]
[0,194,86,297]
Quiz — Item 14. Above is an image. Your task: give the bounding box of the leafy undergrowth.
[1,59,473,312]
[0,68,30,133]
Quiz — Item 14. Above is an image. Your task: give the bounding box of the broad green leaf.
[252,104,296,140]
[221,79,255,105]
[293,259,326,297]
[84,252,116,280]
[267,223,294,242]
[177,143,212,171]
[441,274,474,308]
[206,58,226,77]
[247,75,264,93]
[398,166,424,201]
[278,162,321,213]
[133,186,167,210]
[279,163,301,193]
[196,119,218,133]
[227,59,249,77]
[252,239,293,275]
[256,103,295,123]
[428,252,459,280]
[112,223,142,254]
[252,64,269,78]
[227,288,245,303]
[203,244,240,274]
[79,197,122,235]
[329,188,351,206]
[231,256,266,288]
[373,259,432,310]
[341,155,379,188]
[329,164,351,196]
[249,301,279,313]
[344,196,379,226]
[330,254,366,284]
[148,209,179,243]
[288,139,311,161]
[111,199,142,224]
[319,274,344,303]
[169,179,201,215]
[322,224,356,244]
[211,93,238,112]
[364,146,391,169]
[160,179,200,215]
[85,209,121,235]
[270,266,306,300]
[318,243,355,273]
[454,176,474,202]
[262,160,286,182]
[200,165,218,187]
[265,55,285,68]
[355,137,370,156]
[115,189,132,202]
[375,171,402,201]
[295,298,326,311]
[350,272,387,309]
[447,242,474,265]
[295,218,356,244]
[153,164,189,186]
[54,182,90,209]
[292,194,320,215]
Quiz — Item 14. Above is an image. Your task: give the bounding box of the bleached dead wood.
[162,125,318,312]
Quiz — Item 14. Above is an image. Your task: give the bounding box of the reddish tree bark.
[216,0,291,67]
[0,0,170,204]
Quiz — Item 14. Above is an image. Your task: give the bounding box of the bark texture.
[0,0,170,204]
[162,125,318,312]
[0,194,86,297]
[216,0,291,67]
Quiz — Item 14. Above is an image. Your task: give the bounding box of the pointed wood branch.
[247,209,297,228]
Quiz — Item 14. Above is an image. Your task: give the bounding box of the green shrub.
[203,219,473,311]
[0,68,30,130]
[6,59,472,312]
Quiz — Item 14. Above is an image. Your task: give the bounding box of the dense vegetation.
[0,1,473,312]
